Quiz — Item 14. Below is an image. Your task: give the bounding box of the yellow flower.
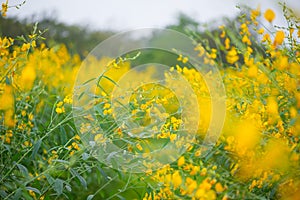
[267,97,278,115]
[275,56,288,70]
[172,170,182,188]
[248,64,258,78]
[136,143,143,151]
[24,141,31,147]
[63,95,73,104]
[185,177,197,194]
[220,30,225,38]
[242,35,251,45]
[257,28,264,35]
[28,190,36,198]
[72,142,79,150]
[215,182,224,193]
[251,7,260,20]
[262,33,271,43]
[103,103,111,109]
[195,188,205,199]
[273,30,285,46]
[206,190,217,200]
[28,34,37,39]
[31,40,36,48]
[210,48,217,59]
[170,133,176,142]
[190,166,200,175]
[177,54,188,63]
[178,156,185,167]
[74,135,81,140]
[226,47,239,64]
[182,56,189,64]
[195,149,201,157]
[57,101,64,107]
[103,108,112,115]
[0,85,14,110]
[200,168,207,176]
[177,54,183,61]
[55,107,65,114]
[224,38,230,49]
[1,1,8,17]
[20,65,36,91]
[21,43,31,51]
[264,9,275,23]
[5,110,15,127]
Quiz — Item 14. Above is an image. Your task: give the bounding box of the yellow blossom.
[215,183,224,193]
[185,177,197,194]
[0,85,14,110]
[182,56,188,64]
[1,0,8,17]
[74,135,81,140]
[21,43,31,51]
[226,47,239,64]
[170,133,176,142]
[136,143,143,151]
[262,33,271,43]
[103,103,111,109]
[55,107,64,114]
[257,28,264,35]
[172,170,182,188]
[19,65,36,91]
[224,38,230,49]
[178,156,185,167]
[264,9,275,23]
[72,142,79,150]
[273,30,285,46]
[266,97,278,115]
[248,64,258,78]
[195,149,201,157]
[103,108,112,115]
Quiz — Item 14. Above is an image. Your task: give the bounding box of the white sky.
[5,0,300,31]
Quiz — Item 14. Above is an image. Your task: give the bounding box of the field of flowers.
[1,2,300,200]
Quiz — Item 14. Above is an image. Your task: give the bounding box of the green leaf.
[65,184,72,192]
[54,178,63,195]
[82,78,96,85]
[116,194,126,200]
[102,75,119,87]
[78,91,85,100]
[16,35,27,42]
[51,159,70,165]
[44,173,55,185]
[16,163,29,177]
[0,190,7,199]
[97,166,108,181]
[59,126,67,144]
[82,153,89,160]
[70,168,87,189]
[12,188,22,200]
[87,195,94,200]
[31,139,42,159]
[26,187,41,195]
[32,22,38,35]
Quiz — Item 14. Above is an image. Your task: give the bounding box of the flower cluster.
[0,5,300,200]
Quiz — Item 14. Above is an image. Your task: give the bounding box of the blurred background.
[1,1,300,199]
[1,0,299,57]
